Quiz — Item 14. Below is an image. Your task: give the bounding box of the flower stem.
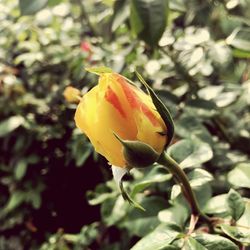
[157,152,210,222]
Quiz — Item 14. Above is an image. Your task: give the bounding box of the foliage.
[0,0,250,249]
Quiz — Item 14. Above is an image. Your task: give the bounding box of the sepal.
[113,133,159,168]
[135,70,175,148]
[112,166,145,211]
[85,66,113,75]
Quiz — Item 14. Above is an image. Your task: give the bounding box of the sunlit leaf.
[186,237,208,250]
[226,28,250,52]
[131,166,171,197]
[204,194,228,215]
[226,189,245,221]
[130,223,181,250]
[168,138,213,169]
[220,224,250,245]
[122,196,166,237]
[194,234,238,250]
[14,159,28,180]
[228,163,250,189]
[0,116,25,137]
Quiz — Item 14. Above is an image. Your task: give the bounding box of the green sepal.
[135,70,175,148]
[85,66,113,75]
[112,165,145,211]
[119,175,146,211]
[113,132,159,168]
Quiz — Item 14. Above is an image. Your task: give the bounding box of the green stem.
[157,152,210,222]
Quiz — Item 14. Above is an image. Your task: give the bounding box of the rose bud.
[63,86,81,103]
[74,73,167,168]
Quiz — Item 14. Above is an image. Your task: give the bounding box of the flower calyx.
[113,133,160,168]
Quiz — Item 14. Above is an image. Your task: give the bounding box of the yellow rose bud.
[63,86,81,103]
[74,73,167,168]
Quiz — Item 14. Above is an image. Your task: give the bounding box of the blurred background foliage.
[0,0,250,249]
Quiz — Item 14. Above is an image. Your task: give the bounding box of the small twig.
[187,214,199,235]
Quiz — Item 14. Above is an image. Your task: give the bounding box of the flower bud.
[75,72,167,168]
[63,86,81,103]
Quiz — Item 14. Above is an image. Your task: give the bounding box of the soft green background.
[0,0,250,249]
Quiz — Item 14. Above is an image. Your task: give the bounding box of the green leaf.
[86,182,117,206]
[14,159,28,180]
[228,163,250,188]
[237,199,250,228]
[168,138,213,169]
[186,237,208,250]
[111,0,130,32]
[185,99,218,118]
[85,66,113,75]
[71,135,93,167]
[19,0,48,15]
[47,0,62,7]
[188,169,213,186]
[101,195,128,226]
[131,166,171,197]
[194,234,238,250]
[0,116,25,137]
[169,0,186,12]
[176,114,213,144]
[226,189,245,221]
[27,192,42,209]
[78,222,99,247]
[171,169,213,202]
[171,182,212,211]
[64,223,99,247]
[226,28,250,51]
[232,48,250,58]
[87,191,116,206]
[76,144,92,167]
[2,191,26,215]
[209,42,232,66]
[130,223,181,250]
[220,224,250,245]
[204,194,228,215]
[122,196,166,237]
[198,85,241,108]
[135,70,174,148]
[158,202,189,227]
[130,0,168,47]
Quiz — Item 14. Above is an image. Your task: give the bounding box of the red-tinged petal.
[115,74,159,127]
[115,74,138,108]
[140,101,159,126]
[105,85,126,118]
